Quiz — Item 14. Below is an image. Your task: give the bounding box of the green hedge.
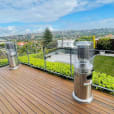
[96,38,112,50]
[0,55,113,92]
[0,59,8,67]
[19,55,114,91]
[19,55,74,76]
[93,72,114,90]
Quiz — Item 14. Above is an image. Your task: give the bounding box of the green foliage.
[31,52,44,59]
[46,61,74,76]
[76,36,93,41]
[94,55,114,76]
[0,54,113,91]
[96,38,111,50]
[0,59,8,66]
[17,45,27,55]
[47,48,57,53]
[17,42,39,56]
[93,71,114,90]
[18,54,114,91]
[0,43,5,48]
[43,28,53,47]
[46,41,57,49]
[19,55,74,76]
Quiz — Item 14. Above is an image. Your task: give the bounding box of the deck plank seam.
[0,73,62,114]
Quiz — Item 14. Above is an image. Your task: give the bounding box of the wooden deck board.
[0,65,113,114]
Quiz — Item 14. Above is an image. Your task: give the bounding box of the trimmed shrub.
[0,59,8,66]
[96,38,112,50]
[93,71,114,90]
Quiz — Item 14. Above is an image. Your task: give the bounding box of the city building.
[57,40,75,48]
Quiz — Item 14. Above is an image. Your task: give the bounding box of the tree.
[43,28,53,47]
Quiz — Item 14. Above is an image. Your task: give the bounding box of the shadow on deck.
[0,65,113,114]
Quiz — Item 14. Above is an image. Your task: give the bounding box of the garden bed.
[18,54,114,93]
[0,59,8,67]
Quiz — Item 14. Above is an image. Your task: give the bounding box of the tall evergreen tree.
[43,28,53,47]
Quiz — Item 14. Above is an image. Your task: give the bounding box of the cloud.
[0,0,77,23]
[96,0,114,4]
[73,0,114,12]
[0,18,114,36]
[0,0,114,23]
[0,24,56,36]
[7,26,16,31]
[0,0,114,36]
[0,26,21,36]
[64,18,114,30]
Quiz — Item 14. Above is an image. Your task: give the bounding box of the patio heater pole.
[72,41,93,103]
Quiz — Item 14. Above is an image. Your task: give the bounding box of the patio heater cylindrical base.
[72,91,93,104]
[9,66,19,70]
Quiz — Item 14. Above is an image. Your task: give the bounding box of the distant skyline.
[0,0,114,36]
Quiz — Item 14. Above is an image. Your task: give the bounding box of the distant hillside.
[1,28,114,41]
[53,28,114,39]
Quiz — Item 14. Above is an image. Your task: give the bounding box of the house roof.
[17,42,27,46]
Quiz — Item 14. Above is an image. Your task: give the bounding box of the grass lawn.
[94,55,114,76]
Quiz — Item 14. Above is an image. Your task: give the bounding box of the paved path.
[47,53,78,64]
[100,53,114,57]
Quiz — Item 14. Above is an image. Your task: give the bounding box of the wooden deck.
[0,65,113,114]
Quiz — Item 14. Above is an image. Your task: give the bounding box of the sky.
[0,0,114,36]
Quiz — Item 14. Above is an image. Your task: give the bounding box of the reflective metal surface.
[73,41,93,103]
[6,42,19,69]
[73,71,93,100]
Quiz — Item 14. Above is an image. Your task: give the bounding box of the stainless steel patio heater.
[72,41,93,103]
[6,42,19,70]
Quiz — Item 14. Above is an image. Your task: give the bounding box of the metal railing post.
[70,48,72,77]
[15,41,19,65]
[27,49,30,65]
[43,47,46,70]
